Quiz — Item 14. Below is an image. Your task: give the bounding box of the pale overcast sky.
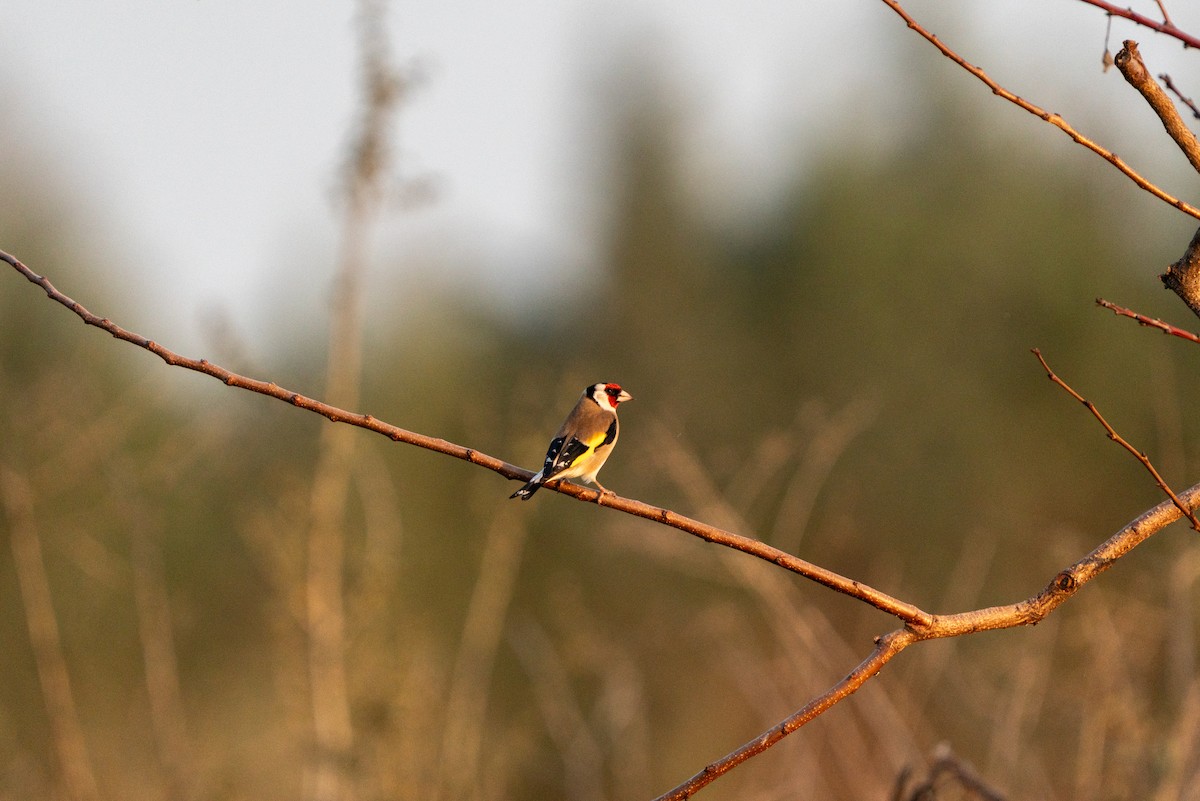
[2,1,1194,349]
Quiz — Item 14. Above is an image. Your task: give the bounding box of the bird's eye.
[606,387,619,396]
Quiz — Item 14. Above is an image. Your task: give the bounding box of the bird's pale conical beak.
[618,391,632,403]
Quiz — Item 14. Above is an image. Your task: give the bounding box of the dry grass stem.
[130,518,198,801]
[507,619,608,801]
[0,468,102,801]
[438,512,529,801]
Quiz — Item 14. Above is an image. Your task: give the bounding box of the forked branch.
[1075,0,1200,49]
[7,248,1200,799]
[656,475,1200,799]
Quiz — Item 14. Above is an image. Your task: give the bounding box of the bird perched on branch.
[510,382,633,500]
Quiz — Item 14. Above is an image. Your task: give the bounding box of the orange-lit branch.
[9,248,1200,799]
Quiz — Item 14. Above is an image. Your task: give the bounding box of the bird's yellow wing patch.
[579,431,608,449]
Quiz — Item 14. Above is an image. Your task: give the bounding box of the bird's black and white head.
[587,382,632,410]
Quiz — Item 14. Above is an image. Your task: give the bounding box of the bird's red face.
[601,383,632,409]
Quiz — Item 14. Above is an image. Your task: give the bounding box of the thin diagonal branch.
[0,249,929,625]
[1075,0,1200,49]
[879,0,1200,220]
[1032,348,1200,531]
[1096,297,1200,344]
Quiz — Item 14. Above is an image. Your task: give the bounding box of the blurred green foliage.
[3,67,1200,801]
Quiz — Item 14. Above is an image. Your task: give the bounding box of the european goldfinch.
[510,382,633,500]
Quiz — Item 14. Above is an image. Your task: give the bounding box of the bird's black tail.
[509,480,541,500]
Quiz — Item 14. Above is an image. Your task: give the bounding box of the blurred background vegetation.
[4,18,1200,801]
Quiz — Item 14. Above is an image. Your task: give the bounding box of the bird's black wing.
[543,436,590,480]
[599,419,617,449]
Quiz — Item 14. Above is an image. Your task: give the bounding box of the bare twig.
[879,0,1200,220]
[1075,0,1200,49]
[1114,41,1200,174]
[1096,297,1200,343]
[1159,73,1200,121]
[652,425,922,785]
[1106,42,1200,320]
[1032,348,1200,531]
